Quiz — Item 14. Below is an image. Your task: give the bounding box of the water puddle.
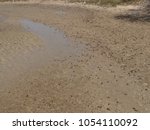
[0,15,6,22]
[0,19,85,87]
[20,19,85,62]
[20,19,77,56]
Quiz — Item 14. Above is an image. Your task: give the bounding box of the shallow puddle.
[0,19,85,88]
[0,15,6,22]
[20,19,77,56]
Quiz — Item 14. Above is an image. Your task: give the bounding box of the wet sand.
[0,3,150,112]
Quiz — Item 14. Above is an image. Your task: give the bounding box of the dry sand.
[0,2,150,112]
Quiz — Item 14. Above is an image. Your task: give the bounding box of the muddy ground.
[0,2,150,112]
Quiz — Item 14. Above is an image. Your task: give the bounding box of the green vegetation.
[68,0,141,6]
[0,0,143,6]
[0,0,28,2]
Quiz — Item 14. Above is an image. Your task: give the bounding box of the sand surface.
[0,2,150,112]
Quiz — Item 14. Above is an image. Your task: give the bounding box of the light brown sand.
[0,2,150,112]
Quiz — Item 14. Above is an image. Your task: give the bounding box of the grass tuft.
[68,0,141,6]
